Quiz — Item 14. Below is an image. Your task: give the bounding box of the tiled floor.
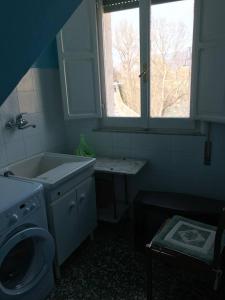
[47,221,211,300]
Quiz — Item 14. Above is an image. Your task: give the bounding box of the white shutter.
[57,0,101,119]
[193,0,225,123]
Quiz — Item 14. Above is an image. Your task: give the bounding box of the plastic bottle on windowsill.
[75,134,95,157]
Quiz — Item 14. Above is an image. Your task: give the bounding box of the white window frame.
[97,0,198,132]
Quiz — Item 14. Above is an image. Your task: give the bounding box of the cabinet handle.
[80,194,85,200]
[79,194,85,204]
[69,201,76,210]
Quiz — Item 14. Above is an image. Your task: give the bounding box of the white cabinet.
[50,175,97,266]
[51,188,79,265]
[57,0,101,119]
[77,177,97,243]
[193,0,225,123]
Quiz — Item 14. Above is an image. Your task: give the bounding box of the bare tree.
[151,18,191,117]
[113,20,140,114]
[106,15,191,117]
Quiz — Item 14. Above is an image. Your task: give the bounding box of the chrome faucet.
[16,113,28,128]
[5,113,36,130]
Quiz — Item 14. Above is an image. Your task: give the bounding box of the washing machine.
[0,176,55,300]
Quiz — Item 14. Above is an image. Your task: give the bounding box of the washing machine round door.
[0,226,55,296]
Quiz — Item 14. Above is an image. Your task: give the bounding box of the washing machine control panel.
[1,195,41,232]
[8,213,18,226]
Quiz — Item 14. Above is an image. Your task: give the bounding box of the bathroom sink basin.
[1,153,95,186]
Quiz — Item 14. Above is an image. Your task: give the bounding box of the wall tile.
[91,132,113,155]
[171,135,204,153]
[112,132,132,149]
[0,89,20,119]
[0,123,7,167]
[24,133,44,156]
[0,68,66,168]
[17,91,36,113]
[17,69,34,92]
[32,69,42,91]
[147,135,172,152]
[5,137,27,164]
[65,119,225,200]
[0,90,23,142]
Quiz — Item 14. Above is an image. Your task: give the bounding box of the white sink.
[1,152,96,186]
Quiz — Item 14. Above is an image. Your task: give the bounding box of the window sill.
[93,126,205,136]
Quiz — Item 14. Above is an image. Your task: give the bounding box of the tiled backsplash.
[0,69,66,167]
[65,119,225,200]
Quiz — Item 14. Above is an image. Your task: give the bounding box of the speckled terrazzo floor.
[47,221,212,300]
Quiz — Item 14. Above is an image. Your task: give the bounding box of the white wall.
[65,119,225,201]
[0,69,66,167]
[1,68,225,202]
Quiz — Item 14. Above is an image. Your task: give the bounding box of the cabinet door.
[50,189,79,265]
[57,0,101,119]
[77,177,97,243]
[193,0,225,123]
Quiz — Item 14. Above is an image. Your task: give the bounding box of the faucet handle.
[16,113,27,120]
[18,112,27,117]
[6,113,35,130]
[5,119,16,129]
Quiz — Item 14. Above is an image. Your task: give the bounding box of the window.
[98,0,196,130]
[102,7,141,117]
[150,1,194,118]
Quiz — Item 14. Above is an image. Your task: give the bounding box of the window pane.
[103,8,141,117]
[150,0,194,118]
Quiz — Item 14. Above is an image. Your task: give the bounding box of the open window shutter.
[57,0,101,119]
[192,0,225,123]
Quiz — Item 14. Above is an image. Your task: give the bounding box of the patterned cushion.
[151,216,219,263]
